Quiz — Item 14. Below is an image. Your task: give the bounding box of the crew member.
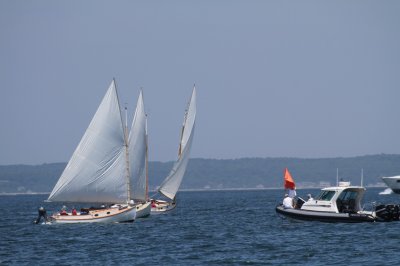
[35,206,47,224]
[307,194,314,201]
[283,194,294,209]
[60,205,68,215]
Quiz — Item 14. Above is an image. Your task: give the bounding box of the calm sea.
[1,188,399,265]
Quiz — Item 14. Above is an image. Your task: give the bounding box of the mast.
[145,113,149,201]
[114,78,131,202]
[125,105,131,202]
[178,121,185,157]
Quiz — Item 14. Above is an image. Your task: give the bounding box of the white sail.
[158,87,196,200]
[48,80,128,203]
[128,91,148,202]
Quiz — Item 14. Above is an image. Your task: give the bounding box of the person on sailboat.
[35,206,47,224]
[60,206,68,215]
[283,194,294,209]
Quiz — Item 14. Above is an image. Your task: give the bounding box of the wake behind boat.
[276,168,400,223]
[151,86,196,213]
[46,80,141,223]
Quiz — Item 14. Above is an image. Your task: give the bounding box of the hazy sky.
[1,1,399,165]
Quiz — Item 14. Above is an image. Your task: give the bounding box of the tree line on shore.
[1,154,399,194]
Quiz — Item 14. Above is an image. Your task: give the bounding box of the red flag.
[284,168,296,190]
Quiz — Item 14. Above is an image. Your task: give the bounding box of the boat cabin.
[300,181,365,213]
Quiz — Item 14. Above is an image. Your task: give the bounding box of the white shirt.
[283,196,293,209]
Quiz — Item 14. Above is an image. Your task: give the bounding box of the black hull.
[276,205,376,223]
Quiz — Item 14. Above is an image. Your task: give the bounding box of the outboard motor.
[375,204,400,222]
[387,205,400,221]
[35,206,47,224]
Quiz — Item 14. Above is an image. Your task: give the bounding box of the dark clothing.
[35,208,47,224]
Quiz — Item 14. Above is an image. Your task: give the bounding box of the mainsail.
[128,91,148,202]
[48,80,128,203]
[158,87,196,200]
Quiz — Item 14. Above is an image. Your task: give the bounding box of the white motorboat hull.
[381,176,400,194]
[151,200,177,213]
[50,206,136,224]
[276,205,376,223]
[135,201,151,218]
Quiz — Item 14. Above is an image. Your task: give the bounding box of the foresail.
[180,87,196,154]
[48,81,127,203]
[159,87,196,200]
[128,91,148,202]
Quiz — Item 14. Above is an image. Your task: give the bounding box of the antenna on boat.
[336,168,339,187]
[361,168,364,187]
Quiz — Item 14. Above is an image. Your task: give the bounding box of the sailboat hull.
[50,206,136,224]
[150,200,177,213]
[135,201,151,218]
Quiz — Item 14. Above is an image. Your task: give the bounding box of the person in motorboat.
[72,207,77,216]
[283,194,294,209]
[307,194,313,201]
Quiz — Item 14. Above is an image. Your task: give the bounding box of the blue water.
[1,188,399,265]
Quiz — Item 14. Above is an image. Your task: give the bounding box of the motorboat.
[276,181,400,223]
[381,176,400,194]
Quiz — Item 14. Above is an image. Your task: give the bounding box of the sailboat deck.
[52,206,133,222]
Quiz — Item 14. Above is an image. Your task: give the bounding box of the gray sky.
[0,1,399,165]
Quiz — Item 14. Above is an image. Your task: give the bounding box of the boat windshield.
[337,190,358,201]
[336,189,360,213]
[316,190,336,201]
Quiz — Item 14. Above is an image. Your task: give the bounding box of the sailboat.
[47,80,140,223]
[151,86,196,213]
[129,90,151,218]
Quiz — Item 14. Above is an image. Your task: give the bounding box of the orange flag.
[284,168,296,190]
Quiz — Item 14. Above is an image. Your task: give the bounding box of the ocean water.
[1,188,400,265]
